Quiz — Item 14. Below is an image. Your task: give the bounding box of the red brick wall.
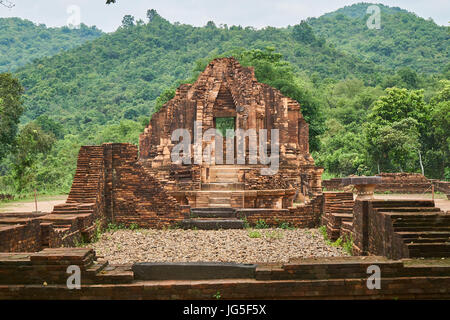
[237,194,323,228]
[0,220,41,252]
[323,173,433,194]
[103,143,185,228]
[1,250,449,300]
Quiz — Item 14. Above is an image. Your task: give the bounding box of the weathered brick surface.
[103,143,185,228]
[0,252,449,299]
[0,220,41,252]
[432,180,450,199]
[323,173,435,194]
[138,57,323,207]
[237,194,323,228]
[322,192,354,241]
[353,199,450,259]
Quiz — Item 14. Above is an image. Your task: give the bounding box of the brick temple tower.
[139,57,323,209]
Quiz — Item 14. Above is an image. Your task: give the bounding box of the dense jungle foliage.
[0,3,448,196]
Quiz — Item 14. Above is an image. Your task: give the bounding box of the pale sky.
[0,0,448,32]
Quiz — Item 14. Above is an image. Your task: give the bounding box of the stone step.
[133,262,255,281]
[372,200,435,208]
[208,203,232,208]
[330,213,353,220]
[197,191,232,197]
[378,207,441,213]
[190,208,236,218]
[181,218,244,230]
[394,221,450,228]
[213,177,239,183]
[201,183,244,191]
[94,265,134,284]
[398,231,450,239]
[407,243,450,258]
[383,211,444,219]
[213,169,238,175]
[404,238,450,244]
[191,207,236,212]
[395,226,450,232]
[209,197,231,205]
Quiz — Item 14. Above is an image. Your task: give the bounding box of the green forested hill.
[15,12,379,130]
[308,3,449,74]
[0,4,448,195]
[0,18,103,72]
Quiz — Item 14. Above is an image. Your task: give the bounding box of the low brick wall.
[352,199,449,259]
[237,194,323,228]
[0,219,41,252]
[322,192,354,240]
[0,250,449,300]
[323,173,434,194]
[432,180,450,199]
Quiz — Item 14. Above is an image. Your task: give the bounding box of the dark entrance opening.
[214,117,236,164]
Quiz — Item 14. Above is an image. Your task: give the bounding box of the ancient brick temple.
[139,57,323,209]
[0,57,326,245]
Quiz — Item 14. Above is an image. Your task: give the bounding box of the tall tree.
[0,73,24,161]
[365,88,429,173]
[292,21,316,44]
[11,122,55,192]
[426,80,450,179]
[121,15,135,28]
[146,9,158,23]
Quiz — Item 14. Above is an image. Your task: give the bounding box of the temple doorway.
[214,116,236,165]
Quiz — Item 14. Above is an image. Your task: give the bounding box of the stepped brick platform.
[0,213,43,252]
[180,203,325,229]
[181,207,244,229]
[0,143,188,252]
[54,143,185,232]
[323,172,441,194]
[432,180,450,200]
[322,192,354,240]
[353,199,450,259]
[0,249,449,299]
[0,248,132,286]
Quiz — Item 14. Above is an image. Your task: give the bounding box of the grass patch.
[255,219,269,229]
[318,225,353,255]
[265,230,284,240]
[248,230,262,238]
[279,221,295,230]
[106,222,140,233]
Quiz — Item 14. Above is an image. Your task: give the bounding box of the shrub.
[279,221,295,230]
[255,219,269,229]
[248,230,262,238]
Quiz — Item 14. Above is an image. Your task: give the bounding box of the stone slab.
[132,262,256,280]
[341,176,382,186]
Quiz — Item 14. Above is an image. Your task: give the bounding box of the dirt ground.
[87,228,348,264]
[0,193,448,213]
[0,195,67,213]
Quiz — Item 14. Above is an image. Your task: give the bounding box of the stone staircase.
[322,192,354,241]
[197,166,244,208]
[210,166,239,183]
[181,207,244,230]
[373,200,450,258]
[40,146,106,247]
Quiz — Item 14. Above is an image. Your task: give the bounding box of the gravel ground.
[87,228,348,264]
